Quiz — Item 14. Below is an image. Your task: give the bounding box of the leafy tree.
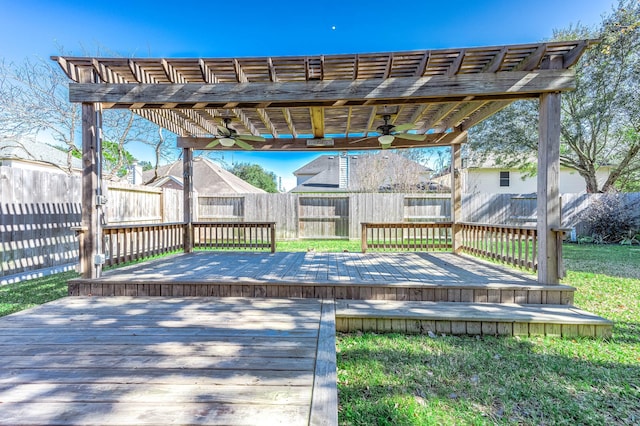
[138,160,154,172]
[228,162,278,193]
[68,140,137,177]
[469,0,640,193]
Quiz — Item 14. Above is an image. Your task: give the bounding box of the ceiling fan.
[206,118,266,150]
[350,114,427,149]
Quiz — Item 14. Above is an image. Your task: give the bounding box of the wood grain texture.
[0,297,328,426]
[69,70,576,105]
[310,300,338,426]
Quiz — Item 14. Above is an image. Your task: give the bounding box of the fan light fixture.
[378,134,395,145]
[219,137,235,147]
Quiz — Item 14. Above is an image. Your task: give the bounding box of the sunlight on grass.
[277,239,361,252]
[338,243,640,425]
[0,271,77,317]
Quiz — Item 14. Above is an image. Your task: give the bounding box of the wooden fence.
[2,165,639,279]
[1,166,82,280]
[0,166,182,279]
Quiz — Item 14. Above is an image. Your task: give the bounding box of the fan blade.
[348,136,376,144]
[205,139,221,148]
[235,139,254,150]
[238,134,266,142]
[393,122,416,132]
[217,125,231,137]
[394,133,427,141]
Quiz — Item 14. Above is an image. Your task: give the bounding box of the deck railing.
[193,222,276,253]
[361,222,453,252]
[103,223,184,267]
[458,222,538,272]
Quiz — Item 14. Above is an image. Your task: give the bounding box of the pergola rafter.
[55,40,594,146]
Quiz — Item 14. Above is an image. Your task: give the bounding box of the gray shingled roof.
[0,138,82,170]
[143,157,266,194]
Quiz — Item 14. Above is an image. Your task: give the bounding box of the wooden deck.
[335,300,613,338]
[70,252,576,305]
[0,297,337,426]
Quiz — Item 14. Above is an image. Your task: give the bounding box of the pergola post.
[183,148,194,253]
[450,142,463,253]
[537,56,563,285]
[79,68,104,279]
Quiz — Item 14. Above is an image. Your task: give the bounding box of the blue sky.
[1,0,618,190]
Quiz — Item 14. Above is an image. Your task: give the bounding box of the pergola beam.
[177,130,466,151]
[68,69,576,107]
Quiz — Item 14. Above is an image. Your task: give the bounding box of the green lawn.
[337,244,640,425]
[277,239,362,252]
[0,271,78,317]
[1,244,638,425]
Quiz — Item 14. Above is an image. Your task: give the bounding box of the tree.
[0,56,80,172]
[0,55,178,177]
[348,151,434,192]
[468,0,640,193]
[228,163,279,193]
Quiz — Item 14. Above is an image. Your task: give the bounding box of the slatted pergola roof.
[53,40,593,151]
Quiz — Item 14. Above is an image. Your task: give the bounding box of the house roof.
[290,152,432,193]
[293,155,340,176]
[0,138,82,170]
[53,39,594,152]
[147,175,183,188]
[143,157,266,194]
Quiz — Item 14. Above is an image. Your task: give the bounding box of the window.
[499,171,510,187]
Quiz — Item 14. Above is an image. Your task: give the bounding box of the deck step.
[69,280,576,305]
[335,300,613,338]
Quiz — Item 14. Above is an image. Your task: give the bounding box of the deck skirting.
[68,280,575,305]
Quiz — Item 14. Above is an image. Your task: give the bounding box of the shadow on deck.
[70,251,576,305]
[67,251,612,339]
[0,296,337,426]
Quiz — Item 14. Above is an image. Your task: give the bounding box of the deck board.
[0,297,334,426]
[94,252,539,286]
[336,300,614,324]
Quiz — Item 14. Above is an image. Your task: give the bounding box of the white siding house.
[463,166,611,194]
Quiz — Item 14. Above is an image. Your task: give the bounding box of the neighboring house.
[435,156,612,194]
[0,138,81,174]
[290,152,436,193]
[463,166,611,194]
[143,157,266,194]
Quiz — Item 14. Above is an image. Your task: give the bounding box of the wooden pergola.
[53,39,594,284]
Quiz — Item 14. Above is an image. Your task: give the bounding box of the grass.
[277,239,362,252]
[0,271,78,317]
[337,243,640,425]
